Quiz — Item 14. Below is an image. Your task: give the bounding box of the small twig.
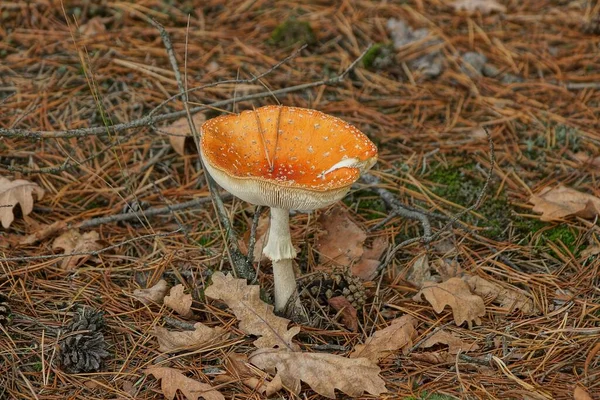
[246,206,264,266]
[373,127,496,273]
[147,17,255,281]
[164,317,196,330]
[0,46,372,140]
[361,173,432,239]
[79,195,224,230]
[312,344,348,352]
[458,353,493,366]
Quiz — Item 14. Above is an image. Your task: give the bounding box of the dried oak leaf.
[529,185,600,221]
[420,330,480,354]
[205,272,299,350]
[316,207,386,281]
[145,366,224,400]
[406,253,433,288]
[133,279,169,305]
[327,296,358,332]
[316,207,365,267]
[413,278,485,327]
[452,0,506,15]
[163,113,206,156]
[352,236,387,281]
[465,275,537,314]
[52,229,103,270]
[574,385,593,400]
[249,348,387,398]
[217,353,268,394]
[349,315,417,362]
[20,220,68,245]
[153,322,229,353]
[164,284,193,318]
[0,177,45,229]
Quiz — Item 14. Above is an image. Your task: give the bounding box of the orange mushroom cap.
[200,105,377,210]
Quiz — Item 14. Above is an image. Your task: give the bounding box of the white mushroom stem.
[263,208,299,312]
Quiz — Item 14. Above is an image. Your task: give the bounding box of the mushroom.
[200,105,377,314]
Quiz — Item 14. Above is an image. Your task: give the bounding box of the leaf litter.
[0,176,44,229]
[1,1,599,399]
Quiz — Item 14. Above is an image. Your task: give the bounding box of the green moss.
[362,42,394,70]
[539,225,581,256]
[343,192,386,220]
[270,19,316,48]
[427,164,518,239]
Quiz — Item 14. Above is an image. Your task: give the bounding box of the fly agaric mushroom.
[200,105,377,314]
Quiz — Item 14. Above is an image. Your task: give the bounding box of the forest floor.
[1,1,599,399]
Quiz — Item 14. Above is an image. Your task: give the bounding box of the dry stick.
[147,17,255,281]
[246,205,265,266]
[0,45,369,140]
[375,127,496,273]
[1,50,306,174]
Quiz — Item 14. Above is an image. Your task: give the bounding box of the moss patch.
[538,225,581,256]
[270,19,316,48]
[362,42,395,70]
[428,164,530,239]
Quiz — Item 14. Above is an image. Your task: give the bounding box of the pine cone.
[0,294,11,327]
[59,308,109,373]
[300,270,367,309]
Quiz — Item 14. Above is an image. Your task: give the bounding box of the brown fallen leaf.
[452,0,506,15]
[249,348,387,398]
[20,220,68,245]
[133,279,169,305]
[78,16,107,36]
[349,315,417,362]
[145,366,224,400]
[52,229,103,270]
[316,207,386,281]
[316,207,365,268]
[413,278,485,328]
[205,272,300,350]
[164,284,193,318]
[0,176,45,229]
[406,253,433,287]
[574,385,593,400]
[420,330,480,354]
[433,258,463,281]
[153,322,229,353]
[529,185,600,221]
[580,244,600,259]
[465,275,537,314]
[573,152,600,168]
[352,236,387,281]
[327,296,358,332]
[218,353,268,394]
[163,113,206,156]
